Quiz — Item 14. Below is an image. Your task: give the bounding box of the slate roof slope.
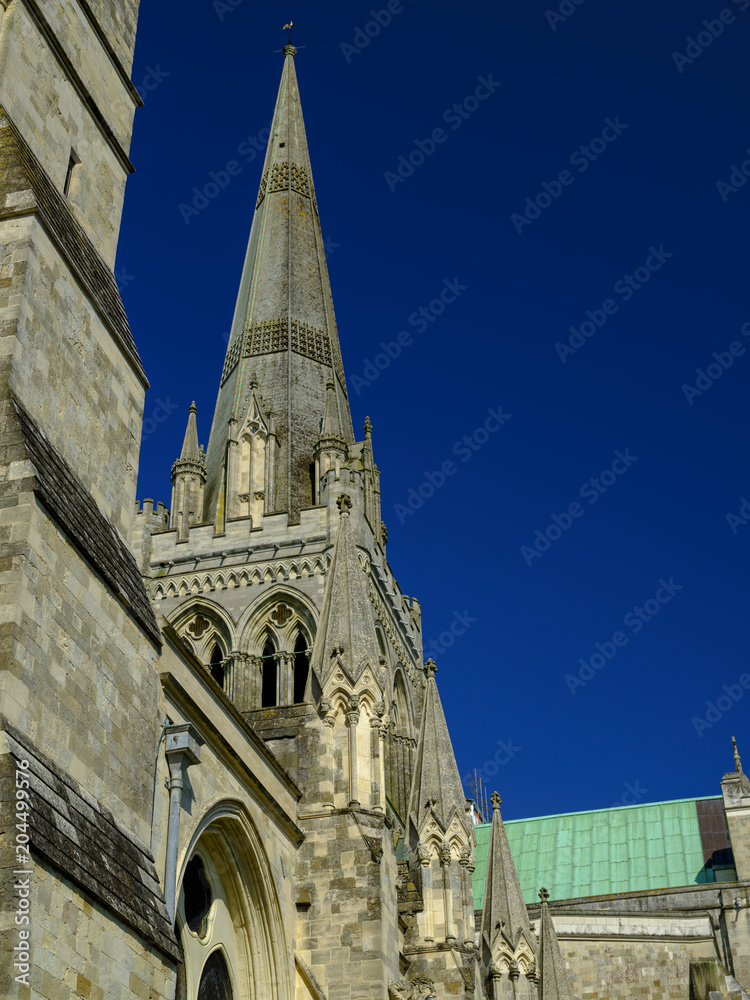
[2,720,179,961]
[472,796,718,908]
[0,108,148,387]
[13,398,161,646]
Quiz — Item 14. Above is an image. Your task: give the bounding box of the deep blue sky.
[119,0,750,821]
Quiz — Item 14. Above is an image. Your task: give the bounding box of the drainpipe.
[164,723,203,921]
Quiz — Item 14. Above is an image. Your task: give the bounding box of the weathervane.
[283,21,294,44]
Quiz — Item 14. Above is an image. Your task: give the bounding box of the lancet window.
[261,638,277,707]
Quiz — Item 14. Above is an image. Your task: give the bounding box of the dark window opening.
[182,855,212,937]
[293,632,309,704]
[261,638,277,707]
[209,643,225,688]
[197,951,233,1000]
[64,150,80,196]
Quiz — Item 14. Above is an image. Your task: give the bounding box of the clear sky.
[119,0,750,822]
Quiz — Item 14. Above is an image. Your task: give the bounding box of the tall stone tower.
[135,43,479,1000]
[0,2,178,998]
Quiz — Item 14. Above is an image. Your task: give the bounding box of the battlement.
[135,498,170,522]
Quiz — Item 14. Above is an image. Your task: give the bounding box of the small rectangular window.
[64,149,80,196]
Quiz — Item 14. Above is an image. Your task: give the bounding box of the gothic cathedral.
[2,6,750,1000]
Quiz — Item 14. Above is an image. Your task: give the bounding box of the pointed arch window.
[261,638,277,707]
[209,643,225,689]
[293,632,309,704]
[197,951,233,1000]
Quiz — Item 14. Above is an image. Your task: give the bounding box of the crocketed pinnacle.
[179,402,200,462]
[480,792,534,960]
[408,661,468,841]
[309,497,381,688]
[203,46,353,523]
[320,378,342,439]
[538,889,576,1000]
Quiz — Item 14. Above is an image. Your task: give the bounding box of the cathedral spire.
[538,888,576,1000]
[202,46,354,525]
[480,792,535,966]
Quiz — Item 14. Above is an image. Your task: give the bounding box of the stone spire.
[408,661,468,843]
[170,403,206,541]
[480,792,535,964]
[309,493,381,690]
[179,401,200,461]
[202,45,354,524]
[537,889,575,1000]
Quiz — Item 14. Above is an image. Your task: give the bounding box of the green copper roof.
[472,796,722,909]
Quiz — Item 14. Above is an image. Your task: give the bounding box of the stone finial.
[424,658,437,679]
[491,791,502,812]
[439,840,452,866]
[364,416,372,435]
[337,493,352,514]
[539,887,550,902]
[734,736,743,774]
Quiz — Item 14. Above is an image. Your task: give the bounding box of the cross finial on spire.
[490,791,502,812]
[734,736,743,774]
[539,887,550,903]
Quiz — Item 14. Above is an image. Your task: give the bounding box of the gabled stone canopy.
[408,661,468,844]
[202,44,353,523]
